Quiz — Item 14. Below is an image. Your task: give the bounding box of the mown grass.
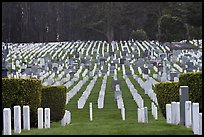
[5,41,198,135]
[19,72,194,135]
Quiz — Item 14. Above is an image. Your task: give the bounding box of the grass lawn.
[18,73,194,135]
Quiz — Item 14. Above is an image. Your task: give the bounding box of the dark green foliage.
[184,2,202,28]
[130,29,148,41]
[179,72,202,112]
[2,2,202,42]
[189,26,202,40]
[155,72,202,118]
[144,13,158,40]
[41,86,67,122]
[159,14,187,43]
[2,78,42,127]
[154,82,180,118]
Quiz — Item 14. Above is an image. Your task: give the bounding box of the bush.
[179,72,202,112]
[155,72,202,118]
[2,78,42,127]
[41,86,67,122]
[130,29,148,41]
[154,82,180,118]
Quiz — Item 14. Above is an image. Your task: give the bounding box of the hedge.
[179,72,202,112]
[41,86,66,122]
[154,82,180,118]
[2,78,42,127]
[155,72,202,118]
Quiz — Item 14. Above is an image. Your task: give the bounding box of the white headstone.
[14,106,21,134]
[141,107,145,123]
[166,104,171,124]
[44,108,50,128]
[138,108,142,123]
[121,107,125,121]
[90,102,93,121]
[3,108,11,135]
[144,107,148,123]
[38,108,43,129]
[151,102,154,116]
[23,105,30,130]
[66,111,71,124]
[61,110,67,127]
[185,101,191,128]
[154,106,158,120]
[176,102,180,124]
[192,103,199,134]
[171,102,177,125]
[199,113,202,135]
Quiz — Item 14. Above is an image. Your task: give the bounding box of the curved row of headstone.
[97,75,107,109]
[66,75,89,104]
[143,77,159,105]
[115,84,124,109]
[91,64,98,77]
[86,41,94,56]
[82,69,89,77]
[124,76,144,108]
[133,74,158,105]
[122,64,126,76]
[78,75,98,109]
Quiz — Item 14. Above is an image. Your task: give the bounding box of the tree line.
[2,2,202,43]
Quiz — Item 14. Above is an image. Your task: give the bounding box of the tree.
[184,2,202,41]
[130,29,148,41]
[189,26,202,40]
[158,14,187,43]
[80,2,135,43]
[2,2,202,43]
[165,2,202,42]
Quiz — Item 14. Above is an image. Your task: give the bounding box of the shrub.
[2,78,42,127]
[179,72,202,112]
[154,82,180,118]
[155,72,202,118]
[130,29,148,41]
[41,86,66,122]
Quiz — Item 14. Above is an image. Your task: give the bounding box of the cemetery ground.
[19,72,193,135]
[2,40,201,135]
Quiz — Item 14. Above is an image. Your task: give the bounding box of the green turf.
[7,41,195,135]
[18,73,194,135]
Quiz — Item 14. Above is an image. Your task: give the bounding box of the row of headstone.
[115,84,124,109]
[143,78,159,105]
[97,75,107,109]
[3,106,50,135]
[66,75,89,104]
[125,76,144,108]
[78,76,98,109]
[166,101,202,135]
[38,108,51,129]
